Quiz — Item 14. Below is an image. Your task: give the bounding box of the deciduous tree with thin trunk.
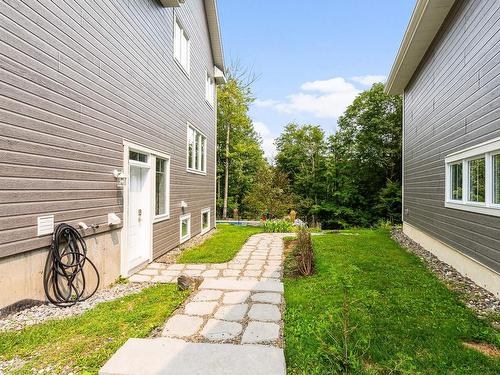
[216,65,265,219]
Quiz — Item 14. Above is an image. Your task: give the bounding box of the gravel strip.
[391,227,500,324]
[0,283,149,332]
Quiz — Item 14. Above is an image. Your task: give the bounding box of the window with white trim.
[201,208,210,234]
[187,125,207,173]
[174,17,190,74]
[155,157,169,219]
[205,71,215,106]
[180,213,191,243]
[445,137,500,217]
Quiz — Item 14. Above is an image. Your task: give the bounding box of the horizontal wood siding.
[0,0,216,259]
[404,0,500,273]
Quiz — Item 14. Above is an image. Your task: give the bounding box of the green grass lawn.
[0,284,188,374]
[284,229,500,374]
[177,224,263,263]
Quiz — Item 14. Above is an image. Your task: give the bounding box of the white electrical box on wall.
[37,215,54,236]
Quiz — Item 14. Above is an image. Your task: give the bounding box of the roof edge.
[204,0,225,73]
[385,0,456,95]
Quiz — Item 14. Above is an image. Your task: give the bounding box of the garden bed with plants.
[284,229,500,374]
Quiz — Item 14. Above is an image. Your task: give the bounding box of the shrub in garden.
[295,226,314,276]
[262,219,294,233]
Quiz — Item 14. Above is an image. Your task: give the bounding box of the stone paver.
[200,319,242,340]
[184,301,218,316]
[100,338,286,375]
[192,289,223,302]
[200,278,284,292]
[241,321,281,344]
[251,292,282,304]
[162,315,204,338]
[223,291,251,304]
[113,233,289,374]
[214,304,248,321]
[248,304,281,322]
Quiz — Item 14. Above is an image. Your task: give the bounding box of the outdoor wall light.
[113,169,127,188]
[181,201,188,209]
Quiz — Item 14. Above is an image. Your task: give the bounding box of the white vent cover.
[37,215,54,236]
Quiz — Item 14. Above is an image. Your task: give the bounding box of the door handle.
[138,209,142,221]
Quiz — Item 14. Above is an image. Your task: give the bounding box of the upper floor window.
[205,71,215,106]
[187,124,207,174]
[174,17,190,74]
[445,137,500,217]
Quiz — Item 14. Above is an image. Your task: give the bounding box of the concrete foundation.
[403,222,500,297]
[0,229,121,311]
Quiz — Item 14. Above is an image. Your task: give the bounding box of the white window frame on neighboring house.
[173,15,190,76]
[180,213,191,243]
[186,123,207,174]
[205,70,215,108]
[201,208,211,234]
[445,136,500,217]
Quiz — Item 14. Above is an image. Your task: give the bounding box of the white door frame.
[121,141,153,276]
[120,140,170,277]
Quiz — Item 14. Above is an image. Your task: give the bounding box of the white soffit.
[204,0,225,73]
[385,0,456,95]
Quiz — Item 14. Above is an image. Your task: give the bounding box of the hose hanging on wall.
[43,223,100,307]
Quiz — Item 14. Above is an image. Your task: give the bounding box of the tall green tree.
[242,165,294,219]
[216,73,265,219]
[275,124,327,225]
[273,83,402,228]
[332,82,402,224]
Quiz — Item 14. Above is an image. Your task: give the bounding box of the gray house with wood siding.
[386,0,500,296]
[0,0,225,310]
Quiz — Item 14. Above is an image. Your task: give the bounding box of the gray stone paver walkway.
[128,233,287,347]
[101,233,287,374]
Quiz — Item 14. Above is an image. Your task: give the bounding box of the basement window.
[445,137,500,217]
[180,213,191,243]
[201,208,210,234]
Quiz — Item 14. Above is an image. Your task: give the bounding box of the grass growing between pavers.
[284,229,500,374]
[0,284,188,374]
[178,224,263,264]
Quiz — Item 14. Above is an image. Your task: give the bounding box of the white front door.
[127,160,151,271]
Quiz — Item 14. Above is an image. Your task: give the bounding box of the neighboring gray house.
[386,0,499,296]
[0,0,225,310]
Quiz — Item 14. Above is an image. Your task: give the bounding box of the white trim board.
[445,136,500,163]
[403,222,500,296]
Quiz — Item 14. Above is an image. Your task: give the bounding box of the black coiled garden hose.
[43,223,100,307]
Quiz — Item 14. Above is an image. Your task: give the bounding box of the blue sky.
[217,0,415,158]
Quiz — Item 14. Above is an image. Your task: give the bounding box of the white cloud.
[351,75,386,86]
[301,77,358,93]
[254,99,281,108]
[267,77,361,119]
[253,121,276,160]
